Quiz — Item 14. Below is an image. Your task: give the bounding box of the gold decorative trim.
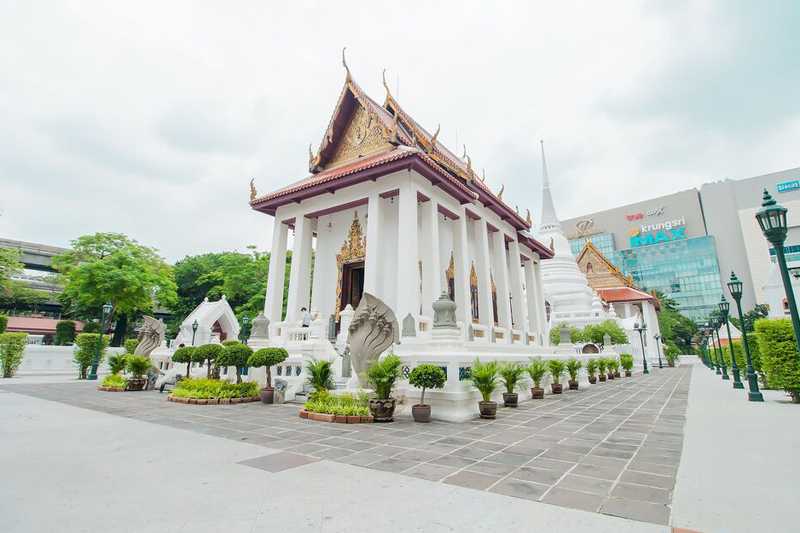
[334,212,367,319]
[469,262,478,286]
[446,252,455,281]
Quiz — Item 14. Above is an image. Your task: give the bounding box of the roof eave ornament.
[427,124,440,154]
[382,68,393,103]
[526,208,532,226]
[249,178,257,202]
[309,143,322,173]
[342,47,352,82]
[497,184,504,199]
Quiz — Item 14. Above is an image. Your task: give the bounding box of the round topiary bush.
[408,364,446,406]
[248,347,288,388]
[171,346,196,377]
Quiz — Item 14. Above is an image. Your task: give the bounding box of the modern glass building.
[569,232,615,257]
[609,236,723,322]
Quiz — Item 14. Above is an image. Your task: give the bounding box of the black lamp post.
[727,271,764,402]
[719,295,743,389]
[709,316,724,376]
[634,322,649,374]
[712,318,729,380]
[240,316,250,344]
[756,188,800,357]
[88,302,113,380]
[191,319,199,346]
[654,334,664,368]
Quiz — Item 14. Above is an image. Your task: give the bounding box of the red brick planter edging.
[167,395,260,405]
[299,409,373,424]
[97,386,126,392]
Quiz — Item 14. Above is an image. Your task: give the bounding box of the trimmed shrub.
[101,373,126,390]
[305,358,334,395]
[171,377,259,399]
[217,341,252,384]
[123,338,139,355]
[619,354,634,372]
[367,354,402,400]
[755,318,800,402]
[582,320,628,345]
[195,343,224,378]
[0,314,7,334]
[82,321,101,333]
[55,320,76,345]
[0,332,27,377]
[550,323,584,345]
[469,358,499,401]
[74,333,109,379]
[409,364,446,405]
[248,347,288,388]
[171,346,196,377]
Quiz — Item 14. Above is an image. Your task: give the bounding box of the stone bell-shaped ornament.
[433,291,458,329]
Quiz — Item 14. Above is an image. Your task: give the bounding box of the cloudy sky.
[2,1,799,262]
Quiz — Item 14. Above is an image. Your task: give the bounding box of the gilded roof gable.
[576,241,634,290]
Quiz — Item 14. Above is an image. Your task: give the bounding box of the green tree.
[217,341,252,384]
[53,233,177,345]
[582,320,628,345]
[0,249,23,290]
[0,332,27,377]
[649,289,697,354]
[55,321,77,345]
[729,304,769,333]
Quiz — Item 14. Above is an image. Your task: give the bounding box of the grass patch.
[171,378,259,399]
[303,391,369,416]
[101,373,127,389]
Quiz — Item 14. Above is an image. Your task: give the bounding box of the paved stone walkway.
[2,366,689,526]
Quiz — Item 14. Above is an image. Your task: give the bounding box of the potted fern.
[527,358,547,399]
[366,354,402,422]
[606,357,616,380]
[547,359,566,394]
[566,358,582,390]
[609,357,621,378]
[469,358,499,418]
[498,362,525,407]
[408,364,446,422]
[620,353,634,377]
[586,358,598,384]
[125,355,152,391]
[597,357,608,382]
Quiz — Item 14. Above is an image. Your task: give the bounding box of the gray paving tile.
[485,451,532,466]
[542,487,604,512]
[404,463,458,482]
[600,497,670,525]
[450,446,495,461]
[555,474,613,495]
[465,460,519,476]
[393,449,442,462]
[442,470,500,490]
[511,466,563,485]
[628,460,678,477]
[366,457,418,473]
[430,454,476,468]
[527,457,575,473]
[335,452,384,466]
[490,478,549,501]
[611,482,671,504]
[620,469,675,490]
[571,462,622,481]
[237,452,318,473]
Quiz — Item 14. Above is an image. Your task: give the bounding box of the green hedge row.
[755,318,800,402]
[171,378,259,399]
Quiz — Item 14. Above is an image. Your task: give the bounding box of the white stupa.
[535,141,600,328]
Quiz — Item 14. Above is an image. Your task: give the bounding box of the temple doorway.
[340,261,365,311]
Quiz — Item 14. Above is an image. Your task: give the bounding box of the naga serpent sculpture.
[134,315,166,357]
[347,293,399,387]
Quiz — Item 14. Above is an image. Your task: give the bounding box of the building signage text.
[625,206,665,221]
[629,217,687,247]
[777,180,800,193]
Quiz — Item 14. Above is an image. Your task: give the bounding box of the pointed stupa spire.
[539,140,561,232]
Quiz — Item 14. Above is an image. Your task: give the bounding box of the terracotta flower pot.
[478,401,497,419]
[607,372,615,380]
[625,370,632,377]
[502,392,519,407]
[599,374,607,382]
[260,387,275,404]
[588,375,597,384]
[551,383,563,394]
[412,404,431,422]
[614,371,621,378]
[531,387,544,399]
[568,380,579,390]
[369,398,396,422]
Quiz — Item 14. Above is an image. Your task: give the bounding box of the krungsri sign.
[628,217,687,247]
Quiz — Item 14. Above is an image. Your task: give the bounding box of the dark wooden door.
[341,261,365,311]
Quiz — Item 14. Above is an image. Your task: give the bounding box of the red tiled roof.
[596,287,656,304]
[6,316,85,335]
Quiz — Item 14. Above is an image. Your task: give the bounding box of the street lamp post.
[240,316,250,344]
[719,295,743,389]
[756,188,800,357]
[654,334,664,368]
[727,271,764,402]
[713,320,729,380]
[191,319,199,346]
[708,317,721,374]
[634,322,649,374]
[88,302,113,380]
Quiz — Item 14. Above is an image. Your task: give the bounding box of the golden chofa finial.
[466,154,473,172]
[342,47,351,80]
[249,178,257,202]
[526,208,532,225]
[427,124,440,154]
[497,184,504,199]
[481,169,487,182]
[382,68,392,100]
[461,144,467,159]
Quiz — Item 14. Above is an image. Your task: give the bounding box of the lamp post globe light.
[88,302,113,381]
[719,295,743,389]
[634,322,649,374]
[756,188,800,357]
[727,271,764,402]
[654,334,664,368]
[191,319,199,346]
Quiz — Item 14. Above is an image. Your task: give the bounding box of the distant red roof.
[6,316,85,336]
[597,287,657,305]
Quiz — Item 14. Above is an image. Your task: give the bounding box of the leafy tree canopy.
[649,289,697,354]
[53,233,177,320]
[729,303,769,333]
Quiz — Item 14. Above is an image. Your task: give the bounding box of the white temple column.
[396,180,419,321]
[452,209,472,324]
[364,192,382,296]
[286,215,313,322]
[474,218,494,326]
[265,220,288,324]
[490,230,512,333]
[421,199,442,315]
[523,259,538,341]
[508,239,526,332]
[534,257,549,345]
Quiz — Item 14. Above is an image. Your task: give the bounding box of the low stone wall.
[16,345,123,376]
